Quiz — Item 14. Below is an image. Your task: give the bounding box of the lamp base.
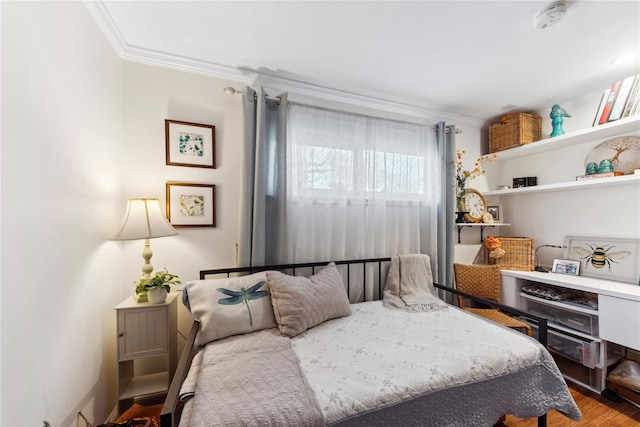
[534,266,550,273]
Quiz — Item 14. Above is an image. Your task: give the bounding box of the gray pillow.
[267,262,351,337]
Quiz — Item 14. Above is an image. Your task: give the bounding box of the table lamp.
[113,198,178,301]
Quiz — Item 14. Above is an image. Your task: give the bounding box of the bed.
[160,256,581,427]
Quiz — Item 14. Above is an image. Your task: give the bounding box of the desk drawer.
[548,330,599,368]
[530,324,599,368]
[525,299,598,336]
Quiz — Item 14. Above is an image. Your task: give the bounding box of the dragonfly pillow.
[267,262,351,337]
[183,272,277,347]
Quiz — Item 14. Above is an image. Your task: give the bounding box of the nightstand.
[114,292,177,415]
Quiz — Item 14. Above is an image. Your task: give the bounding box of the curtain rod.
[224,86,460,132]
[222,87,281,104]
[254,92,281,105]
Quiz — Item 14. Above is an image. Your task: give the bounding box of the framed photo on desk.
[552,259,580,276]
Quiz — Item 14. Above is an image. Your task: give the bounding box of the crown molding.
[82,1,484,128]
[83,0,126,57]
[254,73,484,127]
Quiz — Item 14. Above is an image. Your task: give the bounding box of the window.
[286,103,440,267]
[289,104,431,200]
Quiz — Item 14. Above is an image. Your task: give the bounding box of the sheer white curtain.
[286,104,442,297]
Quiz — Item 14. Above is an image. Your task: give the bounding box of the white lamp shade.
[113,198,178,241]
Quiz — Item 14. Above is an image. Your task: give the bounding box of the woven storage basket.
[488,237,535,271]
[489,113,542,153]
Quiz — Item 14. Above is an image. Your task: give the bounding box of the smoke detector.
[535,1,567,29]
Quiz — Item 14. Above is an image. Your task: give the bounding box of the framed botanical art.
[564,236,640,284]
[165,119,215,168]
[166,182,216,227]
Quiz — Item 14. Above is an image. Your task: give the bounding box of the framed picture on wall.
[165,119,215,168]
[166,182,216,227]
[564,236,640,284]
[487,204,503,223]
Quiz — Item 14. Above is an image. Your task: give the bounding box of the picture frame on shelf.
[551,259,580,276]
[487,204,503,223]
[564,236,640,284]
[166,182,216,227]
[165,119,215,168]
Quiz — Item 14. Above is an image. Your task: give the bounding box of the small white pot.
[147,287,168,304]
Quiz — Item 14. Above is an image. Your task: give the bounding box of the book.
[621,74,640,119]
[608,75,637,121]
[576,171,622,181]
[631,91,640,116]
[592,89,610,127]
[598,80,621,124]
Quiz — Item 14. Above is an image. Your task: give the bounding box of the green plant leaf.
[135,267,181,294]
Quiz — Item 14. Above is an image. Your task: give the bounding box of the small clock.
[463,188,487,223]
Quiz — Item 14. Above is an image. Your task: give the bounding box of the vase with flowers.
[455,150,497,223]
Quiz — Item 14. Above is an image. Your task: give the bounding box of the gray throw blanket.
[383,254,448,312]
[179,328,324,427]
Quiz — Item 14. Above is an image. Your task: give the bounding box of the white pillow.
[183,272,277,347]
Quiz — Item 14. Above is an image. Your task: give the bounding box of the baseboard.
[105,405,118,424]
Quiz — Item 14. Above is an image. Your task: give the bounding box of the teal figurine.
[598,159,614,174]
[550,104,571,137]
[585,162,599,175]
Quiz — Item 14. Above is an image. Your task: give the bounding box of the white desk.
[501,270,640,350]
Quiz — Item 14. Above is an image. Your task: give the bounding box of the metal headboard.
[199,257,393,302]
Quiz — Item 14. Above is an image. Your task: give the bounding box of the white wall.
[1,3,248,425]
[1,2,124,426]
[120,62,244,284]
[119,62,245,359]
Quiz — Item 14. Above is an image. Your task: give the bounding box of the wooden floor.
[500,383,640,426]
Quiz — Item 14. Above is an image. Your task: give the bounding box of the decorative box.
[489,113,542,153]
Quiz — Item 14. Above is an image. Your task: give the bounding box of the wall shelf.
[484,174,640,197]
[490,116,640,160]
[456,222,511,243]
[484,115,640,197]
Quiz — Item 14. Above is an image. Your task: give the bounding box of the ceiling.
[86,1,640,122]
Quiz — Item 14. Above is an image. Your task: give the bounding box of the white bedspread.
[291,301,574,424]
[180,300,580,426]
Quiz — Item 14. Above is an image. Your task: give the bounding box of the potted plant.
[135,268,182,304]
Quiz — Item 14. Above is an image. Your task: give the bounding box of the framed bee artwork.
[564,236,640,284]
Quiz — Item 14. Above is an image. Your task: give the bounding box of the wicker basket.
[489,113,542,153]
[488,236,535,271]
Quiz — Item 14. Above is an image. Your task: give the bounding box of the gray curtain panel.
[238,87,288,267]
